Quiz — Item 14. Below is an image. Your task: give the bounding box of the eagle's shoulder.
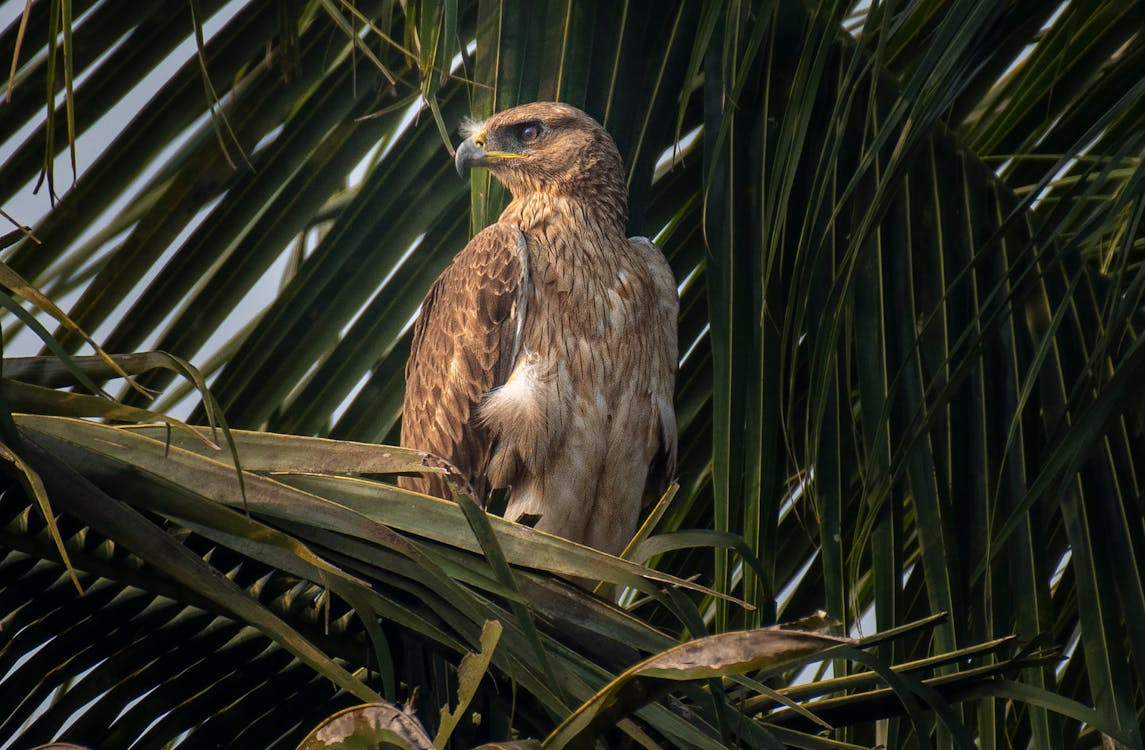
[457,222,529,291]
[628,235,678,319]
[628,235,678,506]
[408,222,528,373]
[400,222,529,501]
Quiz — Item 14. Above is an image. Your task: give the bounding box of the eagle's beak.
[455,137,486,177]
[455,131,527,178]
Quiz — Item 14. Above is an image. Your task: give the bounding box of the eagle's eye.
[519,122,542,143]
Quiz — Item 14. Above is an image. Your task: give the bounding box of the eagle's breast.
[477,195,674,553]
[402,101,676,560]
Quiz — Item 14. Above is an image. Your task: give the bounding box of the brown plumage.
[400,102,677,555]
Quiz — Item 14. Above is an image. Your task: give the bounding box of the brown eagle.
[400,102,677,556]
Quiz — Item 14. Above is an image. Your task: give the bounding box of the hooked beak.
[454,131,527,178]
[454,137,487,178]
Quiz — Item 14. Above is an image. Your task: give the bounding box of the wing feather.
[400,223,528,501]
[630,236,679,506]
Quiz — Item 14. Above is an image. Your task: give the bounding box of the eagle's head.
[454,102,627,224]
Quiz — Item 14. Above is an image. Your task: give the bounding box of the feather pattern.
[401,102,677,557]
[400,224,528,501]
[459,116,488,140]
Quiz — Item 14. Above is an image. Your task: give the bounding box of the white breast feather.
[478,355,547,449]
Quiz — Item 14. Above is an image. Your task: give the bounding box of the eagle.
[399,101,677,556]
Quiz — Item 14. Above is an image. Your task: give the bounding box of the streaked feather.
[401,102,677,558]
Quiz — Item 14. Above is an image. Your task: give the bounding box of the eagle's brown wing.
[632,235,679,508]
[400,222,528,502]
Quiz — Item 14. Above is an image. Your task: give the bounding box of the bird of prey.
[400,102,677,556]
